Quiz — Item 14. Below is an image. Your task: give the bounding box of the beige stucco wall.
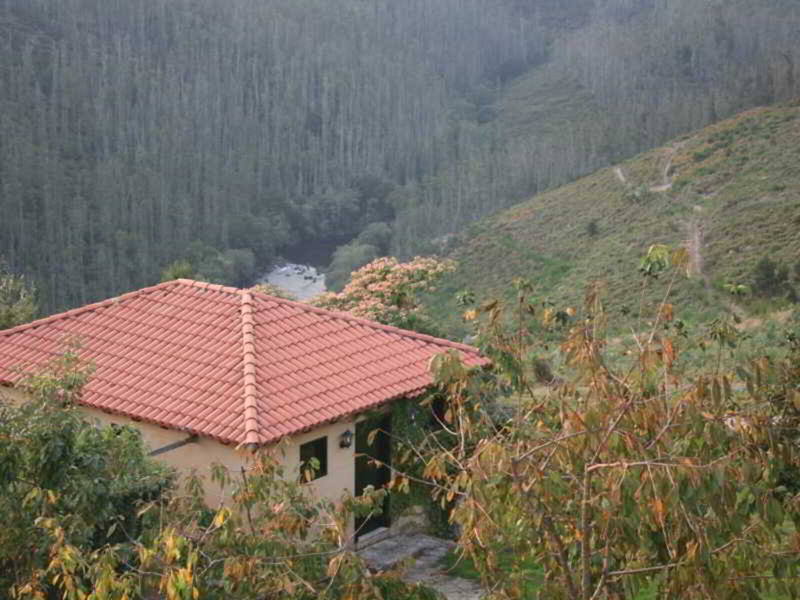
[282,420,357,503]
[2,385,357,512]
[83,408,358,510]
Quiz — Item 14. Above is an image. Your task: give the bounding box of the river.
[255,237,347,301]
[258,263,326,301]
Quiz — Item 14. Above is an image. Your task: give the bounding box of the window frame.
[299,436,328,481]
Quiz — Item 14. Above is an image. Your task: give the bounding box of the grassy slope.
[427,102,800,338]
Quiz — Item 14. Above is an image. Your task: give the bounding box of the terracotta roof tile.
[0,279,485,445]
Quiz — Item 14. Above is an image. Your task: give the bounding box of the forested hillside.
[390,0,800,255]
[0,0,544,311]
[1,0,799,315]
[426,102,800,338]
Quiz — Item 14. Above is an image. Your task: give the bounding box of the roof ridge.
[174,278,243,296]
[0,279,242,338]
[240,290,261,446]
[248,288,481,356]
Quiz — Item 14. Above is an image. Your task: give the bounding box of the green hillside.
[427,102,800,337]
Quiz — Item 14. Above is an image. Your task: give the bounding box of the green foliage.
[161,260,195,282]
[163,243,259,288]
[356,222,393,255]
[439,550,543,596]
[425,103,800,339]
[388,399,453,537]
[0,0,542,314]
[0,260,36,329]
[221,249,257,288]
[622,184,655,204]
[227,214,291,263]
[0,348,173,596]
[326,242,381,293]
[692,148,714,162]
[752,256,795,299]
[419,249,800,599]
[26,445,434,600]
[5,0,800,317]
[2,350,436,600]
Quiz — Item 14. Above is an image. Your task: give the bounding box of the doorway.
[354,414,391,538]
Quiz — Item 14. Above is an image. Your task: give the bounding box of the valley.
[2,2,800,597]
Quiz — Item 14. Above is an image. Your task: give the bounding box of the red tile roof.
[0,280,484,445]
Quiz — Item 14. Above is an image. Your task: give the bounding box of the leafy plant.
[751,256,794,298]
[416,246,800,599]
[0,260,36,329]
[5,351,435,600]
[0,348,173,596]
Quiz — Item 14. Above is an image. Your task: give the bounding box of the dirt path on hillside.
[685,218,711,298]
[613,140,684,190]
[650,141,686,193]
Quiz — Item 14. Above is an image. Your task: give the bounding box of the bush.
[0,260,37,329]
[357,222,393,255]
[751,256,794,298]
[423,258,800,599]
[3,349,434,600]
[0,349,173,595]
[227,213,292,263]
[160,259,195,282]
[325,242,380,292]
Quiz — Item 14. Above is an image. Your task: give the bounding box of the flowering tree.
[312,256,454,334]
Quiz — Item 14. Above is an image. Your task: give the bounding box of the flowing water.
[258,263,326,301]
[256,237,348,301]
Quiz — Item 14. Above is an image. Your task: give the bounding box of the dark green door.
[354,415,391,538]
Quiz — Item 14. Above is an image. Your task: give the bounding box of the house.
[0,279,483,537]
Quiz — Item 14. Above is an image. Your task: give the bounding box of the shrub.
[0,349,173,595]
[751,256,794,298]
[692,147,713,162]
[325,242,380,292]
[0,260,37,329]
[356,222,393,255]
[160,259,195,282]
[420,251,800,599]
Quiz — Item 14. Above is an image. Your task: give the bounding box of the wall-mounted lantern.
[339,429,354,448]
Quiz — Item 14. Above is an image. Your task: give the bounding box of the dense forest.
[1,0,799,313]
[390,0,800,255]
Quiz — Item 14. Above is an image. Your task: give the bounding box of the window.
[300,436,328,481]
[430,396,447,430]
